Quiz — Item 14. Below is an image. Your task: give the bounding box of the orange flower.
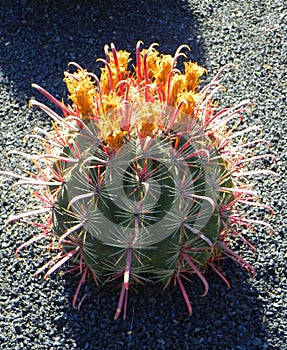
[63,43,207,149]
[184,61,206,92]
[63,69,98,120]
[105,131,128,150]
[100,49,131,94]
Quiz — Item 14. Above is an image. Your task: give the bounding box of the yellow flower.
[63,43,207,149]
[176,90,197,117]
[100,91,122,114]
[137,102,164,137]
[169,74,186,106]
[137,47,159,81]
[100,49,131,94]
[96,92,123,146]
[64,70,98,120]
[184,61,206,92]
[139,122,157,138]
[105,131,128,150]
[153,54,174,87]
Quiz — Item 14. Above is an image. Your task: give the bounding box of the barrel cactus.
[3,42,274,319]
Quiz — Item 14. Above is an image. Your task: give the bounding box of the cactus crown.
[3,42,274,319]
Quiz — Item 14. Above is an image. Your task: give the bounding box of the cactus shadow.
[59,260,268,349]
[0,0,206,102]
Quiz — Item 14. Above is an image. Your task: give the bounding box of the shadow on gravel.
[1,0,269,349]
[59,263,268,349]
[0,0,206,100]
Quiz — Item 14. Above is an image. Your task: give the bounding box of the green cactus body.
[2,42,274,319]
[52,116,222,278]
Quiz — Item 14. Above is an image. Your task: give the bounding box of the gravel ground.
[0,0,286,349]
